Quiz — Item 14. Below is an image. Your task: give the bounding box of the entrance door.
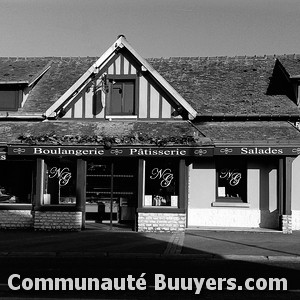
[85,159,138,230]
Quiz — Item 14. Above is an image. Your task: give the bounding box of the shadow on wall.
[259,159,279,229]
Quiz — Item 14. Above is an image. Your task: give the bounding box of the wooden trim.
[35,158,44,210]
[120,55,124,75]
[278,157,294,215]
[278,158,284,215]
[107,74,137,80]
[147,81,151,119]
[0,204,32,210]
[135,73,139,118]
[159,94,163,119]
[179,159,187,210]
[82,89,86,118]
[76,159,86,228]
[137,208,186,213]
[212,202,250,208]
[137,159,145,209]
[284,157,293,215]
[113,59,116,74]
[34,205,80,212]
[128,61,132,74]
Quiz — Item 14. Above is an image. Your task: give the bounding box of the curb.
[1,252,300,261]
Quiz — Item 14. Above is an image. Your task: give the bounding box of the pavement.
[1,224,300,261]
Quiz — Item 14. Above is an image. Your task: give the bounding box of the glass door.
[85,159,137,230]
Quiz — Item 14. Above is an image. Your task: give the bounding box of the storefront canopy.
[0,120,212,147]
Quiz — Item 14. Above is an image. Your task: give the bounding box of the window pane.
[111,83,123,114]
[123,81,134,114]
[43,159,76,205]
[217,159,246,202]
[0,91,17,110]
[145,160,179,207]
[0,161,33,204]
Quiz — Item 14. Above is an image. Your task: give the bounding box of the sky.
[0,0,300,58]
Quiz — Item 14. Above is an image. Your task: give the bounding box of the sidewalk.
[0,226,300,261]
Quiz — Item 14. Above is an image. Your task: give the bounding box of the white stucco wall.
[188,158,278,229]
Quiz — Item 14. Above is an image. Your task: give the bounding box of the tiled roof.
[0,57,97,115]
[195,121,300,143]
[279,55,300,77]
[0,57,50,83]
[1,53,300,117]
[0,120,211,146]
[148,55,300,116]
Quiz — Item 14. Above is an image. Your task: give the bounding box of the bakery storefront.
[2,144,213,231]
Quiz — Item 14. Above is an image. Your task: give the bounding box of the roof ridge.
[147,54,300,61]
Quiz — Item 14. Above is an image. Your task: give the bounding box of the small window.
[42,159,76,205]
[144,159,179,207]
[0,90,19,111]
[109,80,135,115]
[216,159,247,203]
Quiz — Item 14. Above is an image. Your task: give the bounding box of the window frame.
[105,75,138,118]
[215,158,247,204]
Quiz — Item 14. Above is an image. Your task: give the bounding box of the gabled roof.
[1,40,300,119]
[45,35,197,119]
[148,55,300,116]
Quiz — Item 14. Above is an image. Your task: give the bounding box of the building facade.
[1,35,300,233]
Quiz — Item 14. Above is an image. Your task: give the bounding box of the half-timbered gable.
[48,36,196,121]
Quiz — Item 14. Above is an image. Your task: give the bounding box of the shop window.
[0,161,33,204]
[144,159,179,207]
[42,159,76,205]
[216,159,247,203]
[108,79,135,115]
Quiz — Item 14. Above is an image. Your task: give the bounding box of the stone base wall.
[281,215,292,234]
[34,211,82,231]
[0,210,33,229]
[138,212,186,232]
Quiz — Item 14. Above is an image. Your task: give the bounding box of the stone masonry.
[281,215,292,234]
[0,210,33,229]
[138,212,186,232]
[34,211,82,231]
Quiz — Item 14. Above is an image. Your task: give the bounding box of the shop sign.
[8,145,214,157]
[215,146,300,156]
[0,152,6,160]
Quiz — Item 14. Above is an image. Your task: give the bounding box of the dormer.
[0,59,51,115]
[269,57,300,106]
[0,82,27,111]
[289,75,300,106]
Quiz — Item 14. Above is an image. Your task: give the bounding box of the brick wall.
[34,211,82,231]
[0,210,33,229]
[138,212,186,232]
